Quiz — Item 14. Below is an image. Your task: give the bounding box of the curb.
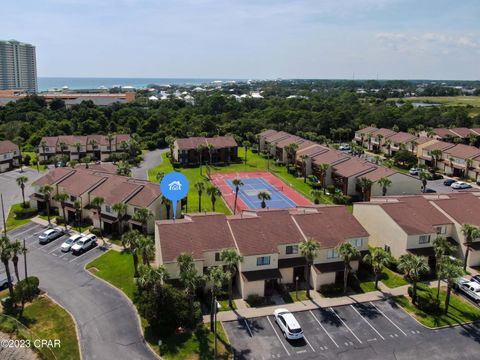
[83,251,162,360]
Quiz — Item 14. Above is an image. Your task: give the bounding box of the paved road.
[132,149,167,180]
[0,168,43,217]
[4,223,157,360]
[224,299,480,359]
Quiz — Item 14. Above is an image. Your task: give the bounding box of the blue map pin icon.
[160,172,189,219]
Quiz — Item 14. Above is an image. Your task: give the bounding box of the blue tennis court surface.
[226,178,297,209]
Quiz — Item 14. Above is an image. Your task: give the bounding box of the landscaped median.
[86,250,232,359]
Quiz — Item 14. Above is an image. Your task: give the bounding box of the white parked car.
[61,233,85,252]
[458,280,480,303]
[409,168,419,175]
[273,309,304,340]
[451,181,472,190]
[71,234,97,255]
[38,228,64,244]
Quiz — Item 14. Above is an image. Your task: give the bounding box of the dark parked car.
[424,188,437,193]
[444,179,456,186]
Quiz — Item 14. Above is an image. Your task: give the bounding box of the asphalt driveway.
[0,167,43,216]
[132,149,167,180]
[4,223,157,360]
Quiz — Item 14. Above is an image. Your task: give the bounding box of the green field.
[148,148,332,215]
[397,96,480,117]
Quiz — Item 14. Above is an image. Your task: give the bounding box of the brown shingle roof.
[388,132,417,144]
[311,150,349,166]
[259,129,278,138]
[127,182,161,208]
[40,136,58,147]
[175,136,237,150]
[357,126,378,135]
[432,193,480,227]
[89,176,141,205]
[264,131,291,143]
[296,144,329,159]
[433,128,457,138]
[416,136,433,145]
[371,128,396,138]
[449,128,475,138]
[424,140,455,152]
[275,135,304,149]
[57,169,106,196]
[0,140,19,154]
[206,136,237,148]
[443,144,480,160]
[361,166,396,182]
[33,167,74,187]
[333,157,375,178]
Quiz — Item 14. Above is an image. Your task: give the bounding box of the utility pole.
[1,194,7,239]
[214,296,218,359]
[23,239,28,281]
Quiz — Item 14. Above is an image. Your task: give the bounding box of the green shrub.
[13,207,37,219]
[333,194,351,204]
[90,228,102,237]
[55,216,65,225]
[246,294,267,307]
[320,283,343,297]
[22,154,31,166]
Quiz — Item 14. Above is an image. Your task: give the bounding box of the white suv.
[273,309,304,340]
[71,234,97,255]
[61,233,85,252]
[458,280,480,303]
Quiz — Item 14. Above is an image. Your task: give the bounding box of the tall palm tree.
[398,254,429,304]
[136,264,169,291]
[232,179,244,214]
[221,249,244,308]
[106,133,115,153]
[91,196,105,240]
[430,149,443,171]
[74,142,82,159]
[358,177,373,201]
[121,229,141,277]
[177,253,203,327]
[439,258,463,314]
[310,189,322,205]
[265,143,272,170]
[59,142,68,160]
[16,176,29,207]
[461,224,480,270]
[39,185,54,225]
[363,247,390,289]
[300,154,309,182]
[207,186,221,212]
[385,139,392,157]
[116,161,132,176]
[165,136,175,160]
[88,138,98,160]
[197,144,207,175]
[419,170,431,193]
[133,207,154,235]
[377,177,392,196]
[39,140,47,161]
[160,196,172,219]
[194,181,206,212]
[112,202,128,234]
[206,143,215,165]
[285,143,299,169]
[9,240,22,282]
[409,139,418,154]
[138,235,155,266]
[242,140,251,164]
[53,192,69,231]
[257,191,271,208]
[205,265,230,331]
[299,238,320,298]
[318,163,330,194]
[336,242,361,294]
[0,237,14,298]
[73,199,82,232]
[433,236,456,299]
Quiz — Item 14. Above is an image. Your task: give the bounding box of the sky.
[2,0,480,79]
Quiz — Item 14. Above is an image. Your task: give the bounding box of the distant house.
[0,140,21,172]
[173,136,238,165]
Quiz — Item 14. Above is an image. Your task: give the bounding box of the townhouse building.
[0,140,21,172]
[155,206,369,299]
[38,134,131,162]
[30,167,171,234]
[173,136,238,165]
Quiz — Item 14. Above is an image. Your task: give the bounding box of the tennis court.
[210,171,311,212]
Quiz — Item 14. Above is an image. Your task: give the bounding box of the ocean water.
[38,77,244,91]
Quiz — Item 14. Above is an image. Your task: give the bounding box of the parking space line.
[8,226,39,238]
[350,305,385,340]
[309,310,339,348]
[68,248,99,263]
[303,335,316,352]
[329,308,362,344]
[266,316,291,357]
[370,302,407,336]
[41,238,66,252]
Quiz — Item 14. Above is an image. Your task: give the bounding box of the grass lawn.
[393,283,480,328]
[282,290,309,303]
[148,148,332,215]
[0,296,80,360]
[86,250,136,300]
[23,151,48,172]
[381,268,409,288]
[5,203,37,232]
[395,96,480,117]
[217,299,237,312]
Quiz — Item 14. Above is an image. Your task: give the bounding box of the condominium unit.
[155,206,369,299]
[38,134,131,162]
[0,140,21,172]
[173,136,239,165]
[0,40,37,93]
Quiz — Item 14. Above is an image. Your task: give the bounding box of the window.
[384,245,391,253]
[215,252,221,261]
[350,239,363,248]
[105,205,111,213]
[69,195,76,202]
[286,245,298,255]
[327,249,339,259]
[256,256,271,266]
[3,154,7,159]
[436,226,445,234]
[419,235,431,244]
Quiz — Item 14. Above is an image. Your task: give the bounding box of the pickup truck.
[456,278,480,303]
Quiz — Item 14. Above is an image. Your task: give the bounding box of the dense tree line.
[0,90,479,151]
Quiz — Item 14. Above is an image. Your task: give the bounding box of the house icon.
[168,180,182,191]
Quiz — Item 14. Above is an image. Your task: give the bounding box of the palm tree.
[116,161,132,176]
[88,138,98,160]
[112,202,128,234]
[206,143,215,165]
[197,144,207,175]
[221,249,243,308]
[59,142,68,160]
[299,238,320,298]
[133,207,154,235]
[385,139,392,157]
[165,136,175,160]
[409,140,418,153]
[91,196,105,240]
[257,191,271,208]
[106,133,115,153]
[419,170,431,193]
[265,143,272,170]
[136,264,169,291]
[207,186,221,212]
[9,240,22,282]
[121,230,142,277]
[461,224,480,270]
[160,196,172,219]
[155,171,165,182]
[232,179,244,214]
[242,140,251,164]
[336,242,361,294]
[318,163,330,194]
[0,237,14,298]
[177,253,203,327]
[16,176,29,207]
[285,143,299,169]
[310,189,322,205]
[433,236,456,300]
[398,254,429,304]
[74,142,82,159]
[73,200,82,232]
[377,177,392,196]
[194,181,206,212]
[39,185,54,225]
[300,154,309,182]
[363,247,390,289]
[439,258,463,314]
[205,265,230,331]
[39,140,47,161]
[138,235,155,266]
[430,149,442,171]
[53,192,69,231]
[358,177,373,201]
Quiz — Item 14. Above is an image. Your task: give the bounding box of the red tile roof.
[443,144,480,160]
[0,140,19,154]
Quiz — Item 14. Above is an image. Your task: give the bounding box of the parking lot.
[224,299,480,359]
